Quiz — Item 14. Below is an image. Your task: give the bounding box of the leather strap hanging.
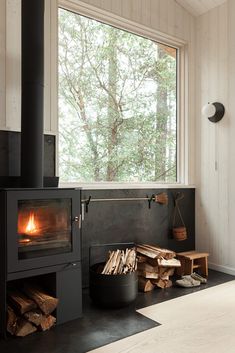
[172,192,187,241]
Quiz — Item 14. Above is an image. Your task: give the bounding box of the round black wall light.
[202,102,225,123]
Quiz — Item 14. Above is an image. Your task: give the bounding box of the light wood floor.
[88,280,235,353]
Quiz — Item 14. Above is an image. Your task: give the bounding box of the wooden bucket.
[172,226,187,241]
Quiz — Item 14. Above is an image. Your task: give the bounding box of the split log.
[141,244,176,260]
[136,245,161,259]
[8,289,37,314]
[157,258,181,267]
[138,277,155,292]
[24,309,44,326]
[39,315,56,331]
[102,248,136,275]
[7,306,18,335]
[146,257,159,267]
[137,254,147,263]
[125,249,136,271]
[158,267,175,278]
[137,271,158,279]
[152,278,172,289]
[23,284,59,315]
[102,251,115,274]
[137,262,158,273]
[15,318,37,337]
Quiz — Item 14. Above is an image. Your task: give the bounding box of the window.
[58,8,177,183]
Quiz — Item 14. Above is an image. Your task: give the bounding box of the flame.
[25,212,38,235]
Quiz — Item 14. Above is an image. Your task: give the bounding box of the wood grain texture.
[6,0,21,131]
[0,0,6,129]
[1,0,57,133]
[195,1,235,273]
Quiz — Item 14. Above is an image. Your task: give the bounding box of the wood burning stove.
[0,188,82,338]
[2,188,81,273]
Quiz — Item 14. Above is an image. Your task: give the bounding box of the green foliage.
[58,9,177,182]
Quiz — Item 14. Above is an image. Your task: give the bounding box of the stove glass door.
[17,198,72,259]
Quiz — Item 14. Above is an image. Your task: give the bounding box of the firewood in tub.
[138,276,155,292]
[102,250,115,274]
[23,284,59,315]
[124,248,136,273]
[101,248,136,275]
[8,289,37,314]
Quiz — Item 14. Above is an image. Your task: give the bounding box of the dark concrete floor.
[0,270,234,353]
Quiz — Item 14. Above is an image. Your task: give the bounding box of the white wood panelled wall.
[0,0,58,134]
[195,0,235,274]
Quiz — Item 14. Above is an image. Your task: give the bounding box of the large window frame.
[58,0,189,189]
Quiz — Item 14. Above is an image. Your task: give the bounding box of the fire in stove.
[25,212,39,235]
[17,199,72,258]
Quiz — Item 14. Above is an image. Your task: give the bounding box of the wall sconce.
[202,102,225,123]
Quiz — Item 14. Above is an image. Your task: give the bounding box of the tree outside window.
[58,9,177,183]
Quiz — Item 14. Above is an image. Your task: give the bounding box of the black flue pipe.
[21,0,44,188]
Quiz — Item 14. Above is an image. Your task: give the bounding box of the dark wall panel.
[81,188,195,286]
[0,131,55,177]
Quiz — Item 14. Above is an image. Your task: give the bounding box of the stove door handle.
[73,215,82,229]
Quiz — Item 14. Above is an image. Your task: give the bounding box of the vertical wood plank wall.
[0,0,6,129]
[196,0,235,274]
[0,0,58,134]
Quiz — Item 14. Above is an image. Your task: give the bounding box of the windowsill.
[59,182,196,190]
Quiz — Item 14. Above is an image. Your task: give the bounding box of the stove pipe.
[21,0,44,188]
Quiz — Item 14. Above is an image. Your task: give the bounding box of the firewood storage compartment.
[89,243,138,308]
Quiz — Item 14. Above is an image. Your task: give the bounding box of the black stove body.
[0,188,82,338]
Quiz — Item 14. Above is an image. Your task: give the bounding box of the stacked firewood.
[101,248,137,275]
[7,284,58,337]
[137,244,181,292]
